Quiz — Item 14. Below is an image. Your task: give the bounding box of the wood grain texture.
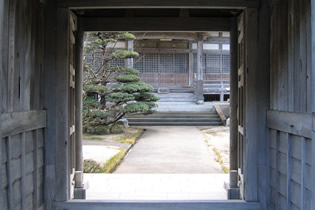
[267,110,312,138]
[1,110,46,138]
[55,8,70,202]
[244,8,258,202]
[81,17,231,32]
[58,0,259,9]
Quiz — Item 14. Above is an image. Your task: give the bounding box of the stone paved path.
[84,174,229,200]
[115,126,222,173]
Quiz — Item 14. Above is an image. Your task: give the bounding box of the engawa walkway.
[115,126,223,173]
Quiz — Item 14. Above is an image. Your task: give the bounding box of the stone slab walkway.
[115,126,222,173]
[84,174,228,200]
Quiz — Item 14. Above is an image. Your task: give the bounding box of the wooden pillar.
[196,34,204,104]
[44,0,57,209]
[189,41,194,86]
[127,40,134,68]
[311,0,315,209]
[244,4,270,206]
[74,20,86,199]
[255,2,270,208]
[229,17,239,194]
[244,8,259,202]
[55,8,70,202]
[0,0,4,205]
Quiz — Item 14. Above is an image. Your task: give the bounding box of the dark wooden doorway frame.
[48,1,270,209]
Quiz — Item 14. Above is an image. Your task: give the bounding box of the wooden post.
[311,0,315,209]
[127,40,134,68]
[244,8,259,202]
[189,41,194,87]
[74,20,86,199]
[55,8,70,202]
[196,34,204,104]
[229,17,239,194]
[44,0,57,209]
[0,0,4,205]
[244,4,270,207]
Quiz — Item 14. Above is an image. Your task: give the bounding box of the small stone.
[226,118,230,126]
[117,118,129,128]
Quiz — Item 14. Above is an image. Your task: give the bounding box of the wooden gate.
[136,53,189,87]
[237,13,246,198]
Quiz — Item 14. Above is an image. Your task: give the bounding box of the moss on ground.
[213,148,229,174]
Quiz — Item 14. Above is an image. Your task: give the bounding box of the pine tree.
[83,32,159,133]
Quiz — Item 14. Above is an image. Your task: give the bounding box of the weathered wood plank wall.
[269,0,312,209]
[0,0,46,210]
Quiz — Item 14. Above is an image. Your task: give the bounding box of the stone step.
[128,118,222,123]
[127,111,223,126]
[129,121,223,126]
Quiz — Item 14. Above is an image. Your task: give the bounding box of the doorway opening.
[81,30,232,200]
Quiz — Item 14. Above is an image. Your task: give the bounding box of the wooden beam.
[1,110,46,137]
[81,17,231,32]
[55,8,70,202]
[58,0,259,9]
[54,200,261,210]
[267,110,312,138]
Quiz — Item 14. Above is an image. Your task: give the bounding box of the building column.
[189,41,194,87]
[127,40,134,68]
[228,17,240,199]
[196,34,204,104]
[74,21,86,199]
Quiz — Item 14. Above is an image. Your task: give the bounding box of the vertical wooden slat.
[21,133,26,210]
[288,0,294,112]
[33,129,38,210]
[7,0,16,113]
[301,137,306,210]
[286,133,292,210]
[6,136,13,210]
[275,131,280,210]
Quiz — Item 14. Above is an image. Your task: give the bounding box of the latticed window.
[204,54,221,74]
[160,54,173,73]
[134,53,158,73]
[144,54,159,73]
[108,58,125,68]
[222,55,230,73]
[174,54,188,73]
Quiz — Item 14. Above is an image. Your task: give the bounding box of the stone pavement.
[115,126,222,173]
[84,174,229,200]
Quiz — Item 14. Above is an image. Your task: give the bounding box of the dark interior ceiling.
[74,8,242,18]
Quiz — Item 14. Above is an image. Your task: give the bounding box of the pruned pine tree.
[83,32,159,133]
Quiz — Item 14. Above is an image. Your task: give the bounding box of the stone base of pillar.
[226,170,240,199]
[195,80,204,104]
[227,187,240,200]
[74,171,86,199]
[74,187,86,199]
